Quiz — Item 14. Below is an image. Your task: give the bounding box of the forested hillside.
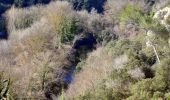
[0,0,170,100]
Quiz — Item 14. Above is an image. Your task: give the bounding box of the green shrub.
[119,4,168,34]
[97,29,117,46]
[60,19,77,44]
[140,13,167,33]
[72,35,170,99]
[128,59,170,99]
[119,5,143,24]
[75,83,114,100]
[106,39,142,57]
[128,79,153,99]
[75,60,86,73]
[153,59,170,90]
[165,93,170,100]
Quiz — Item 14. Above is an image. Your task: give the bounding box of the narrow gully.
[45,33,97,100]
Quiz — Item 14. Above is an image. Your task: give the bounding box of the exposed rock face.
[44,33,97,100]
[154,7,170,31]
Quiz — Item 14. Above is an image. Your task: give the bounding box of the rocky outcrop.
[154,7,170,31]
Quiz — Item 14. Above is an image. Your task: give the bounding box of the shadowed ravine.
[0,16,8,40]
[0,0,159,99]
[0,15,97,99]
[45,33,97,100]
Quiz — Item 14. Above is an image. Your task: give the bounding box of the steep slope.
[0,0,170,100]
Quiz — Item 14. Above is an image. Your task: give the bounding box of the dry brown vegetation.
[0,0,169,99]
[0,1,75,99]
[65,47,128,99]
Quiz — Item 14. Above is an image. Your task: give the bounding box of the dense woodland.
[0,0,170,100]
